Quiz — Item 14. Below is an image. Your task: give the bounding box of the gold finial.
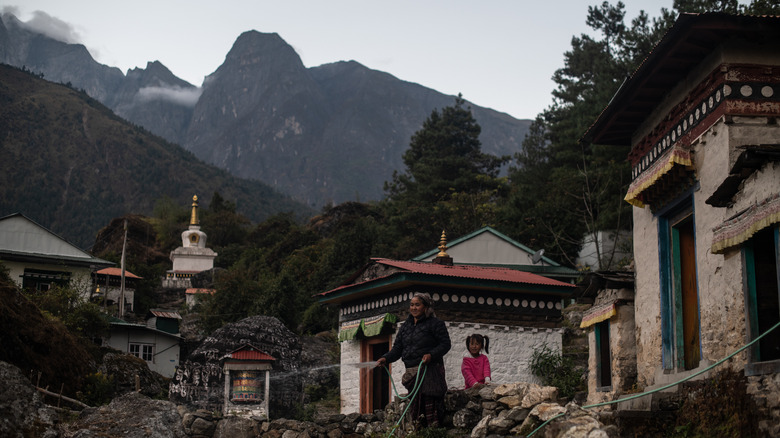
[190,195,199,225]
[437,230,449,257]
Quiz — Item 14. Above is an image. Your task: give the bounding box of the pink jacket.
[461,354,491,388]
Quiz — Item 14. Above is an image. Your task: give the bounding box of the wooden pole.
[35,387,89,409]
[119,219,128,317]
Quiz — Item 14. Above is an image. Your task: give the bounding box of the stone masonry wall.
[633,116,780,390]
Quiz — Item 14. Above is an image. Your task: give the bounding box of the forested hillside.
[0,64,310,248]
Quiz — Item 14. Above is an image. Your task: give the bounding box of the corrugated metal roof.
[229,350,276,361]
[226,344,276,361]
[96,267,142,279]
[149,310,182,319]
[373,258,574,287]
[319,258,575,302]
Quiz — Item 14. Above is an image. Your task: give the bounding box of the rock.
[528,402,566,422]
[281,430,299,438]
[493,382,527,398]
[453,408,480,429]
[0,362,59,438]
[496,395,522,408]
[213,417,259,438]
[99,352,167,398]
[487,416,514,435]
[521,385,559,408]
[478,385,495,400]
[63,392,186,438]
[191,417,216,436]
[470,414,493,438]
[501,406,530,423]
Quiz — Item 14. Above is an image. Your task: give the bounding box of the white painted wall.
[338,321,562,414]
[105,325,181,378]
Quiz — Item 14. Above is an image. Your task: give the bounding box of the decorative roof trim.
[711,194,780,254]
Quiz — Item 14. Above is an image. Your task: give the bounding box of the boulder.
[521,385,559,408]
[63,392,185,438]
[169,316,303,418]
[213,417,258,438]
[0,361,59,438]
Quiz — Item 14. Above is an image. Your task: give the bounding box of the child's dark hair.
[466,334,489,354]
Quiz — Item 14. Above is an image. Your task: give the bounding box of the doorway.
[360,336,390,413]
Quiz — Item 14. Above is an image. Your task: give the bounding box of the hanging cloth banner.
[711,193,780,254]
[338,313,398,341]
[580,302,617,328]
[625,146,693,208]
[362,313,397,337]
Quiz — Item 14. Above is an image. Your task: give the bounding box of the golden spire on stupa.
[190,195,200,226]
[437,230,449,257]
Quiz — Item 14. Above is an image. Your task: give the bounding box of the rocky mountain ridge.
[0,13,531,207]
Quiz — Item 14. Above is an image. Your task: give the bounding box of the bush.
[79,372,115,406]
[529,344,585,399]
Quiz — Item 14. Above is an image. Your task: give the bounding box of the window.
[658,198,701,371]
[21,268,70,291]
[744,226,780,375]
[129,343,154,362]
[595,321,612,389]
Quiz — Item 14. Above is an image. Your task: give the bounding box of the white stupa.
[164,195,217,288]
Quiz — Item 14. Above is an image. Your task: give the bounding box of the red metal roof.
[227,345,276,361]
[319,258,575,301]
[373,258,573,287]
[96,267,141,279]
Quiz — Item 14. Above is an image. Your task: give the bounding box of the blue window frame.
[743,225,780,375]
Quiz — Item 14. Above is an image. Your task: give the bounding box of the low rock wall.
[181,382,615,438]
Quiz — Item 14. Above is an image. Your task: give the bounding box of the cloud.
[136,86,203,107]
[20,10,81,44]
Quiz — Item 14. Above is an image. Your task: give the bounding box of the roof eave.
[318,271,575,305]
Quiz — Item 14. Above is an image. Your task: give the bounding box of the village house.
[583,12,780,433]
[103,310,182,378]
[0,213,113,291]
[92,267,141,314]
[318,231,577,414]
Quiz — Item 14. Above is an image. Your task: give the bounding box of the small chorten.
[165,195,218,287]
[432,230,453,266]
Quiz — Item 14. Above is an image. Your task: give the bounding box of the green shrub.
[529,344,585,399]
[80,372,115,406]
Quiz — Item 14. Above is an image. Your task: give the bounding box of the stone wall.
[585,287,637,406]
[631,117,780,389]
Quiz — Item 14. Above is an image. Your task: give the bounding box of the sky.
[1,0,674,120]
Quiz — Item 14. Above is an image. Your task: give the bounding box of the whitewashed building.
[104,316,182,378]
[319,232,577,414]
[583,12,780,433]
[0,213,113,291]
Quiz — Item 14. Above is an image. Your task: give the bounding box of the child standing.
[461,334,491,389]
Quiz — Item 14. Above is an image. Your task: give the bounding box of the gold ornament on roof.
[190,195,200,225]
[437,230,449,257]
